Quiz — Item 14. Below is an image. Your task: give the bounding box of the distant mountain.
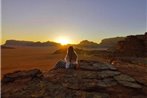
[99,37,125,48]
[76,40,99,48]
[76,37,125,49]
[4,37,125,48]
[4,40,61,47]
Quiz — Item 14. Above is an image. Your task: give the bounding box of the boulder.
[54,60,66,69]
[2,69,43,83]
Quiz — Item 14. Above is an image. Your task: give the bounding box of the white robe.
[64,52,78,69]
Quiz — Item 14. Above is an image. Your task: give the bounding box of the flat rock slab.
[97,78,117,87]
[98,70,120,78]
[114,74,135,82]
[2,69,43,83]
[79,61,117,71]
[93,63,117,70]
[105,64,117,70]
[75,71,98,79]
[114,74,142,88]
[85,92,109,98]
[116,80,142,89]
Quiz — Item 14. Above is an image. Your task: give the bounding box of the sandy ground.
[1,46,66,76]
[1,46,91,76]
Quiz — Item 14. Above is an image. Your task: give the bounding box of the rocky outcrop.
[76,40,99,48]
[99,37,125,48]
[2,60,146,98]
[116,33,147,57]
[2,69,43,83]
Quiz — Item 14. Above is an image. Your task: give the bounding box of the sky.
[1,0,146,44]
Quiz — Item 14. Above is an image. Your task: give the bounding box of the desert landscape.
[2,0,147,97]
[1,33,147,98]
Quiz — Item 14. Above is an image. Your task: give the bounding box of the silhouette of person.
[53,46,79,69]
[64,46,79,69]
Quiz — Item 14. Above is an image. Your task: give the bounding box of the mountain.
[99,37,125,48]
[3,37,126,48]
[4,40,61,47]
[76,40,99,48]
[76,37,125,50]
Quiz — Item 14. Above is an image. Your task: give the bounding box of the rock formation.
[4,40,60,47]
[76,40,99,48]
[99,37,125,48]
[1,45,15,49]
[76,38,125,49]
[116,33,147,57]
[2,69,43,83]
[2,60,146,98]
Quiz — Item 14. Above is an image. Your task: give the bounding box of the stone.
[114,74,135,82]
[2,69,43,83]
[117,81,142,89]
[54,60,66,69]
[62,77,81,90]
[98,70,120,78]
[114,74,142,88]
[93,63,117,71]
[62,78,98,90]
[79,63,97,71]
[93,63,110,70]
[81,79,99,90]
[105,64,117,70]
[76,70,98,79]
[85,92,109,98]
[97,78,117,87]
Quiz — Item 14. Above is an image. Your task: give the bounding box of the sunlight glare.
[56,36,70,45]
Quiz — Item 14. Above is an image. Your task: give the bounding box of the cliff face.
[2,60,146,98]
[99,37,125,48]
[116,33,147,57]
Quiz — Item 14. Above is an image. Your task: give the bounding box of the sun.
[58,39,69,45]
[56,37,70,45]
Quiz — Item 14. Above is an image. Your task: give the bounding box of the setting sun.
[56,36,71,45]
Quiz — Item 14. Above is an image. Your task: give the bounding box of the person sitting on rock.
[64,46,78,68]
[64,46,79,69]
[54,46,79,69]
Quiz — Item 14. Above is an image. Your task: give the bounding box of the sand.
[1,46,66,76]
